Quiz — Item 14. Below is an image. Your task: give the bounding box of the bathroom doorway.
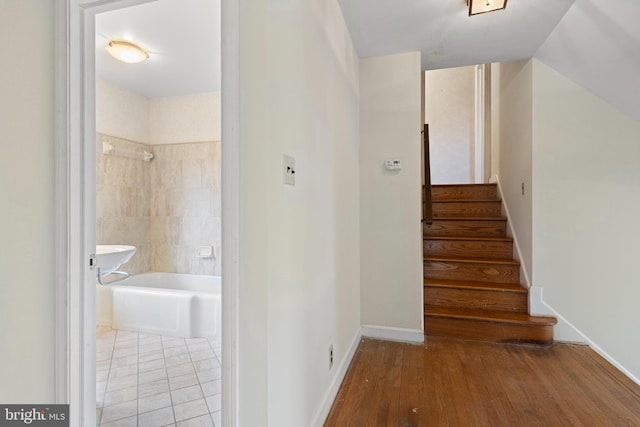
[94,0,222,425]
[59,0,239,424]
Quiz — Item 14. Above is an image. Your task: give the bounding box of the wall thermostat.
[384,158,402,171]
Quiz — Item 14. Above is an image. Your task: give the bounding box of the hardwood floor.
[325,338,640,426]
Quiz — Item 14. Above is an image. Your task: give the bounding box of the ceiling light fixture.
[106,39,150,64]
[468,0,507,16]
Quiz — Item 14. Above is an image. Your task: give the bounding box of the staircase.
[423,183,557,345]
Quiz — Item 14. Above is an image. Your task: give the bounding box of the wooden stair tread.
[430,184,499,202]
[424,306,557,326]
[431,216,507,221]
[424,278,527,293]
[424,235,513,242]
[424,235,514,260]
[424,255,520,266]
[431,199,501,203]
[431,184,497,188]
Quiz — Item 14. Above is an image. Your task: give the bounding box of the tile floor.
[96,326,222,427]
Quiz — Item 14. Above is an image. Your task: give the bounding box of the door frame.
[474,64,486,183]
[54,1,240,425]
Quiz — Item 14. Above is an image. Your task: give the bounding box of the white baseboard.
[529,286,640,386]
[529,286,586,343]
[495,175,639,387]
[361,325,425,344]
[586,336,640,386]
[494,175,531,288]
[310,328,362,427]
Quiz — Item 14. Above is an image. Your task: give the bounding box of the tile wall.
[96,135,221,276]
[97,135,151,275]
[150,142,221,276]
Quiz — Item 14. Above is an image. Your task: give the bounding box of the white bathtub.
[97,272,221,339]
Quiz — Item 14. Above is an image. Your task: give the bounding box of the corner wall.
[238,0,362,425]
[495,60,534,285]
[359,52,423,338]
[532,59,640,381]
[0,0,55,402]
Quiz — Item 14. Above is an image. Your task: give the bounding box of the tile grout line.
[182,337,205,425]
[195,339,216,425]
[162,336,179,426]
[98,329,117,427]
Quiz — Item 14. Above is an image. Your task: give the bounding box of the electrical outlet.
[329,344,334,369]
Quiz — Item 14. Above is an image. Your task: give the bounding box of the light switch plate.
[283,155,295,185]
[384,158,402,171]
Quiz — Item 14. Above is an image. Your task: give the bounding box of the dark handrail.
[422,124,433,225]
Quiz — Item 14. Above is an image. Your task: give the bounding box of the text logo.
[0,405,69,426]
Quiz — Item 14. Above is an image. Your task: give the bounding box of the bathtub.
[97,272,221,340]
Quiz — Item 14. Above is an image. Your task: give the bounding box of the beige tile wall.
[96,134,221,276]
[96,135,151,275]
[150,142,221,275]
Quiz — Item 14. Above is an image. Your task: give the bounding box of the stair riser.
[424,287,527,312]
[424,315,553,346]
[431,185,498,202]
[424,260,520,284]
[424,239,513,259]
[431,201,502,218]
[424,220,507,238]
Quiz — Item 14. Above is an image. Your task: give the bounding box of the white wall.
[97,78,150,144]
[97,78,221,144]
[425,66,476,184]
[150,92,221,144]
[360,52,423,335]
[532,59,640,380]
[0,0,55,402]
[238,0,361,425]
[495,60,533,285]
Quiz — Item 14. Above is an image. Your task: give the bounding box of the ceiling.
[95,0,220,98]
[338,0,575,70]
[96,0,575,99]
[536,0,640,124]
[94,0,574,98]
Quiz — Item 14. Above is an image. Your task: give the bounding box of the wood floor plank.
[324,338,640,426]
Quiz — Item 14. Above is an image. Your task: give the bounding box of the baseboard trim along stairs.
[423,183,557,345]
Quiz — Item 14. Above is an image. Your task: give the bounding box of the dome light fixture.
[106,39,150,64]
[468,0,507,16]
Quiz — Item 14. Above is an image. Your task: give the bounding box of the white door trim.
[55,1,240,425]
[221,0,240,425]
[474,64,485,184]
[55,2,102,424]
